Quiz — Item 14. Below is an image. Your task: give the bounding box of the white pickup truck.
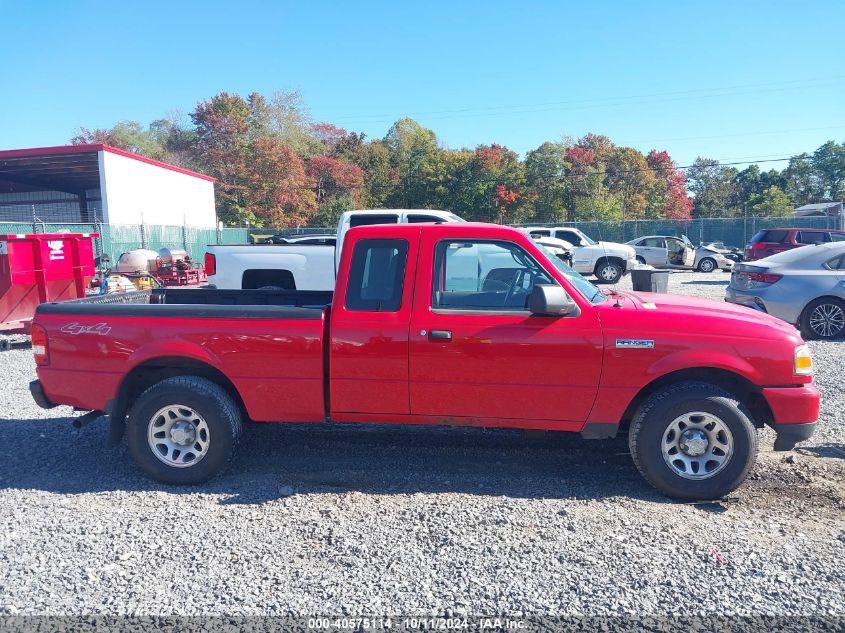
[205,209,464,290]
[521,226,637,284]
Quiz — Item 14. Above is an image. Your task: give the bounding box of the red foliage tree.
[647,150,693,220]
[565,147,596,166]
[306,156,365,205]
[310,123,351,149]
[244,137,316,227]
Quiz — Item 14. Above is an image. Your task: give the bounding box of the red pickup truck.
[29,223,820,500]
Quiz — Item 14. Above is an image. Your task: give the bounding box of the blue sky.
[3,1,844,168]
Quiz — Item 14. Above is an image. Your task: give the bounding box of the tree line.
[71,90,845,228]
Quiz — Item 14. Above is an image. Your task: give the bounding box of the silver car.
[726,242,845,339]
[626,235,697,270]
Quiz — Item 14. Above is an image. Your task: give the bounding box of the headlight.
[794,344,813,376]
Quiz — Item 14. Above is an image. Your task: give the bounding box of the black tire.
[635,256,646,265]
[628,381,758,500]
[800,297,845,340]
[127,376,242,485]
[697,257,717,273]
[594,258,623,284]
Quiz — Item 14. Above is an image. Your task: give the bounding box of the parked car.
[31,223,819,500]
[625,235,697,270]
[744,227,845,262]
[704,242,744,264]
[726,242,845,340]
[522,226,637,284]
[205,209,464,290]
[693,242,737,272]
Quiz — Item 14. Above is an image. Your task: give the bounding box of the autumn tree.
[685,158,736,217]
[189,92,251,224]
[243,136,316,227]
[247,90,318,156]
[306,155,364,206]
[524,142,571,223]
[71,120,165,158]
[383,118,441,208]
[646,150,692,220]
[451,144,526,222]
[782,154,817,206]
[812,141,845,201]
[605,147,655,220]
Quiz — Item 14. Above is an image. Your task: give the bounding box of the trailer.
[0,232,98,333]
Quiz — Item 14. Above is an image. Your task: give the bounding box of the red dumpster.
[0,233,99,333]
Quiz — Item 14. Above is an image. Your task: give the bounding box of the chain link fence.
[516,215,843,247]
[3,216,840,263]
[0,222,249,263]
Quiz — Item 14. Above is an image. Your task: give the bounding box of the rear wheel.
[127,376,242,485]
[594,258,623,284]
[800,297,845,340]
[628,382,757,500]
[635,256,646,265]
[697,257,717,273]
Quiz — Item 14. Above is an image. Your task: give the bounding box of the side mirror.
[528,285,579,317]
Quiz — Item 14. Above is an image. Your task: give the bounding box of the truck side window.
[345,239,408,312]
[554,230,579,244]
[407,214,445,223]
[432,240,554,311]
[349,214,400,228]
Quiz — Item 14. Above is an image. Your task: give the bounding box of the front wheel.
[628,382,757,500]
[127,376,243,485]
[800,297,845,340]
[697,257,717,273]
[594,258,623,284]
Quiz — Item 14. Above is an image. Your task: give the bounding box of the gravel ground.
[0,271,843,620]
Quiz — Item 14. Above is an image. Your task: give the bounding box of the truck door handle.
[428,329,452,341]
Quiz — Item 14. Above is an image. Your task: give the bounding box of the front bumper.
[762,384,820,451]
[29,379,57,409]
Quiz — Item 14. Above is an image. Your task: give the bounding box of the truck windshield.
[534,243,607,304]
[577,231,597,246]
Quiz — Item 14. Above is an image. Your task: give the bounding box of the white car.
[522,226,637,284]
[206,209,464,290]
[626,235,733,272]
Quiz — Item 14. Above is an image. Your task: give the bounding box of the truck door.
[408,235,603,426]
[641,237,668,266]
[666,237,692,268]
[329,234,418,415]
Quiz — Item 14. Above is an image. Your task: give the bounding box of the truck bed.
[34,290,329,423]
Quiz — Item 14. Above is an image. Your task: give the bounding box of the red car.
[29,223,819,500]
[744,227,845,261]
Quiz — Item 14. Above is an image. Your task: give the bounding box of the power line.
[326,77,845,123]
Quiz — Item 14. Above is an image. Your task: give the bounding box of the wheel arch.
[619,367,773,430]
[697,256,717,270]
[593,255,627,282]
[106,356,247,447]
[799,294,845,322]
